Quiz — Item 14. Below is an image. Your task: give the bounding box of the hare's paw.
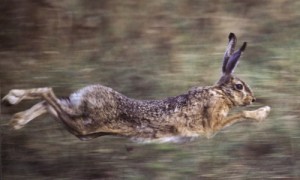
[255,106,271,121]
[2,89,26,105]
[244,106,271,121]
[10,112,27,130]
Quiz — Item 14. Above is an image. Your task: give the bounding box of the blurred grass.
[1,0,300,179]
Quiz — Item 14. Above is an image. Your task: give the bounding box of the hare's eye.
[235,84,243,90]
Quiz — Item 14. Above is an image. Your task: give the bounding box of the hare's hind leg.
[2,88,52,105]
[3,88,84,136]
[2,88,53,129]
[10,101,48,129]
[32,88,91,137]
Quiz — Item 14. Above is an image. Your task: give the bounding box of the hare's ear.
[222,33,237,73]
[224,42,247,75]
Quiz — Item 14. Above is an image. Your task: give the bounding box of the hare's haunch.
[2,33,271,143]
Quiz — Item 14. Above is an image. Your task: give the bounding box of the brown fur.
[2,33,271,143]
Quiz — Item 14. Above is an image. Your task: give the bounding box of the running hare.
[2,33,270,143]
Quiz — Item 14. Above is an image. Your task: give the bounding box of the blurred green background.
[0,0,299,179]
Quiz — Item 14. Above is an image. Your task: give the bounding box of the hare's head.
[217,33,255,106]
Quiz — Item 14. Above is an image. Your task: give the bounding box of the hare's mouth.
[242,97,255,106]
[242,101,253,106]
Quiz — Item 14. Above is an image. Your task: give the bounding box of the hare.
[2,33,270,143]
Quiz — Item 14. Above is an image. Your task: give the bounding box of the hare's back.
[69,85,121,117]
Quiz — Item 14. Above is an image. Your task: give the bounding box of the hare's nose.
[252,98,256,102]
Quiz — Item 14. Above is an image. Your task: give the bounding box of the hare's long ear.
[224,42,247,75]
[222,33,237,73]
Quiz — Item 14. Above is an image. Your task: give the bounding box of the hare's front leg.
[243,106,271,121]
[210,106,271,137]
